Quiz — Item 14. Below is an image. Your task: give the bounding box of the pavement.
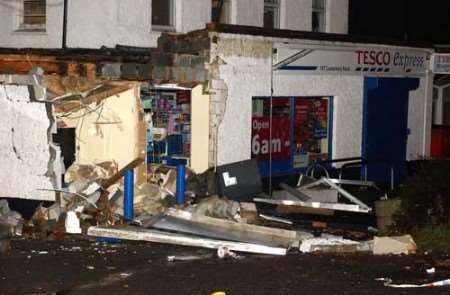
[1,237,450,295]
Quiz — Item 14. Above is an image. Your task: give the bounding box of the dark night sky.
[349,0,450,45]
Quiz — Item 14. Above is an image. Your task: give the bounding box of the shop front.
[209,31,433,186]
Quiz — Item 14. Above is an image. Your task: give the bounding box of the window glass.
[312,0,325,32]
[23,0,46,27]
[264,0,279,29]
[152,0,173,27]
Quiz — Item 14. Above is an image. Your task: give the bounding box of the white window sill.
[13,28,47,35]
[151,25,176,33]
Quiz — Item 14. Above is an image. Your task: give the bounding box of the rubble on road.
[373,234,417,255]
[3,158,423,260]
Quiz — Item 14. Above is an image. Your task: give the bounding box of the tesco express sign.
[355,50,425,69]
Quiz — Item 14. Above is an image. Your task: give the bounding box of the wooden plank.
[87,226,287,256]
[100,157,145,189]
[162,209,297,247]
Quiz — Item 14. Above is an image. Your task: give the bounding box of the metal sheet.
[253,197,371,213]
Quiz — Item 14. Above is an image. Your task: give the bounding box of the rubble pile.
[0,158,425,259]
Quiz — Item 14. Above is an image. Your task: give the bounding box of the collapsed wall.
[0,83,59,201]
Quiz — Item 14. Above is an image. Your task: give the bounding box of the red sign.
[251,116,291,161]
[176,91,190,104]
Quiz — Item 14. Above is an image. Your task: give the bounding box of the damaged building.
[0,1,439,240]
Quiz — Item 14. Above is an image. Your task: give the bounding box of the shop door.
[362,77,419,184]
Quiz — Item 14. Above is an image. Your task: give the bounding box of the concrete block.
[101,63,121,79]
[137,63,152,80]
[151,52,173,67]
[121,63,139,79]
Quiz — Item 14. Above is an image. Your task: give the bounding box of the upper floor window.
[22,0,46,30]
[312,0,325,32]
[264,0,280,29]
[152,0,174,30]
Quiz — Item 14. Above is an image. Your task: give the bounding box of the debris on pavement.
[0,199,24,236]
[167,253,213,262]
[87,225,287,255]
[373,234,417,255]
[217,246,243,259]
[375,277,450,288]
[299,234,363,253]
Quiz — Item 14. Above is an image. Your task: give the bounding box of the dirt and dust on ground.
[1,237,450,295]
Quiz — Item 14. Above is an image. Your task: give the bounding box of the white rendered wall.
[407,75,433,159]
[67,0,211,48]
[0,84,56,200]
[326,0,349,34]
[0,0,211,49]
[0,0,63,48]
[281,0,312,31]
[210,34,272,165]
[233,0,263,27]
[232,0,348,33]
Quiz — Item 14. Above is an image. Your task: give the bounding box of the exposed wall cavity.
[0,83,59,201]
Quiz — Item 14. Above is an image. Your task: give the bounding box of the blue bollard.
[176,164,186,205]
[124,169,134,221]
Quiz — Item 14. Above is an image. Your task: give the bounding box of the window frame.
[18,0,46,31]
[264,0,280,29]
[312,0,326,33]
[151,0,175,32]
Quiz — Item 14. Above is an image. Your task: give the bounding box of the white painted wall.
[281,0,312,31]
[0,0,211,49]
[232,0,348,33]
[0,84,57,201]
[407,75,433,159]
[67,0,210,49]
[326,0,349,34]
[0,0,63,48]
[233,0,263,27]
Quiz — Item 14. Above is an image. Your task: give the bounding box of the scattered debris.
[426,267,436,274]
[373,235,417,255]
[259,214,293,225]
[0,199,23,236]
[87,226,287,255]
[143,208,298,248]
[299,234,362,253]
[193,196,241,221]
[375,277,450,288]
[65,211,82,234]
[167,254,213,262]
[217,246,243,259]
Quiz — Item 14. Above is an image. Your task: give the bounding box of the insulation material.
[0,84,58,201]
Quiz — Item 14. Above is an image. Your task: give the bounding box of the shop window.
[152,0,174,30]
[264,0,280,29]
[251,96,331,177]
[141,86,191,166]
[312,0,326,32]
[21,0,46,30]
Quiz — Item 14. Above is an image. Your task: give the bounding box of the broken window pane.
[23,0,46,27]
[152,0,173,27]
